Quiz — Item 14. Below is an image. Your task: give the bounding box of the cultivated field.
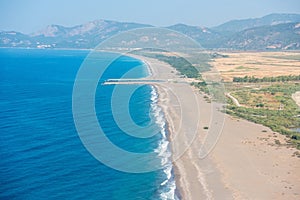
[209,51,300,82]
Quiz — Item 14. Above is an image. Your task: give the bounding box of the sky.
[1,0,300,34]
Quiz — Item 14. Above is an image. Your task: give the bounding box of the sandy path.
[226,93,241,107]
[292,91,300,107]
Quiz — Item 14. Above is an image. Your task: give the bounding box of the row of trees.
[155,55,199,78]
[233,75,300,83]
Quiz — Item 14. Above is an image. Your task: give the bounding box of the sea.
[0,48,179,200]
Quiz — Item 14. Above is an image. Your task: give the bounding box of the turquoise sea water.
[0,49,178,200]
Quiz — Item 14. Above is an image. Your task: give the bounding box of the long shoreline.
[136,55,188,199]
[133,54,231,199]
[132,54,300,199]
[129,54,186,199]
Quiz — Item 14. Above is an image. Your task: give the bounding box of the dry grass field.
[209,51,300,82]
[231,90,283,110]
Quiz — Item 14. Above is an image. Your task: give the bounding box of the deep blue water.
[0,49,177,200]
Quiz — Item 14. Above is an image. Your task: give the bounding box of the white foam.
[164,164,172,181]
[150,86,179,200]
[160,182,177,200]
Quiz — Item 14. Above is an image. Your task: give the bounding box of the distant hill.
[0,31,32,47]
[212,13,300,33]
[167,24,224,48]
[224,22,300,50]
[167,15,300,50]
[1,14,300,50]
[0,20,151,49]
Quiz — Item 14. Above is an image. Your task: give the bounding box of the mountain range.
[1,13,300,50]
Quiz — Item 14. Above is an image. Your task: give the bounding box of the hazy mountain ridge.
[1,13,300,50]
[0,20,151,49]
[166,23,225,48]
[212,13,300,33]
[224,22,300,50]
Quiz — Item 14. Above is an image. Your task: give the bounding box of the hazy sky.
[1,0,300,33]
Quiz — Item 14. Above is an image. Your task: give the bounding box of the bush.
[291,135,300,140]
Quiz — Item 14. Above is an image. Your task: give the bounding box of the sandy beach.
[132,55,300,200]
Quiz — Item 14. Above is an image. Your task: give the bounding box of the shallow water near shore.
[0,48,178,200]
